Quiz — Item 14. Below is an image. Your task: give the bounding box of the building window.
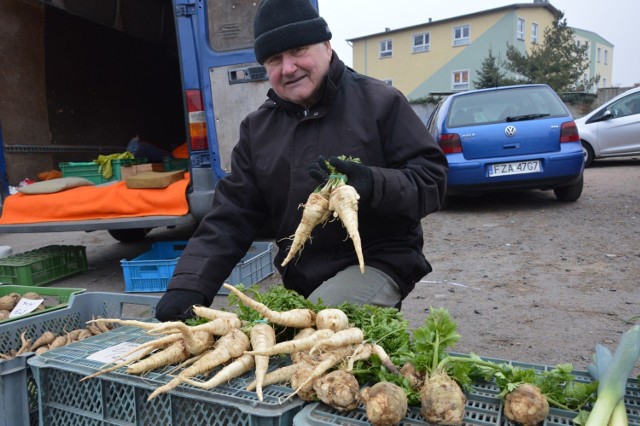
[379,39,392,58]
[413,32,430,53]
[597,47,601,63]
[452,70,469,91]
[531,22,538,43]
[604,49,608,65]
[453,25,470,46]
[517,18,525,40]
[602,78,607,88]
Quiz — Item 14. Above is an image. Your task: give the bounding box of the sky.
[318,0,639,87]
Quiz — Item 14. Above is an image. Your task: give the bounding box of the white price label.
[9,298,44,318]
[86,342,146,363]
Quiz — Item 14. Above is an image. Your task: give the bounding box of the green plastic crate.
[0,285,85,324]
[0,245,88,287]
[0,292,160,426]
[162,156,189,171]
[59,158,148,184]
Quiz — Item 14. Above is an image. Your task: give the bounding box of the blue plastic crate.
[0,292,159,426]
[28,325,304,426]
[121,241,274,294]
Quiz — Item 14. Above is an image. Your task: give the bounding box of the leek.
[585,325,640,426]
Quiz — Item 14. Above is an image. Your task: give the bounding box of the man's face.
[263,42,332,109]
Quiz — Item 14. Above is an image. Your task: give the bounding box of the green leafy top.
[412,306,461,373]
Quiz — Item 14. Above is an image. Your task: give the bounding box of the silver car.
[575,86,640,166]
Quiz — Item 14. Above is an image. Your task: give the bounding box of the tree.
[503,12,599,92]
[473,49,509,89]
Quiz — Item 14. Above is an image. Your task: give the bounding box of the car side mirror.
[600,110,614,120]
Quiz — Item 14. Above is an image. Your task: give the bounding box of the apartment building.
[348,1,613,100]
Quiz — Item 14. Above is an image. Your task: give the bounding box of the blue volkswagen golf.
[426,84,585,201]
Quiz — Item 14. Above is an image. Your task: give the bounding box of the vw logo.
[504,126,517,137]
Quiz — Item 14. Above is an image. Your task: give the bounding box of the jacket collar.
[263,52,345,116]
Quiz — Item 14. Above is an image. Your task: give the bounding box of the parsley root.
[281,191,331,267]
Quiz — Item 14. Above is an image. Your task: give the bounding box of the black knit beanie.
[253,0,332,64]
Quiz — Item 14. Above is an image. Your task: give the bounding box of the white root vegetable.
[126,340,191,375]
[182,354,255,390]
[147,328,250,400]
[315,308,350,332]
[249,323,276,401]
[191,306,239,321]
[245,329,334,357]
[281,191,332,267]
[147,316,241,336]
[329,184,365,273]
[309,327,364,355]
[246,363,299,391]
[223,284,316,328]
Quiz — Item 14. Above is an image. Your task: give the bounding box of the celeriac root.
[420,370,466,425]
[313,369,362,412]
[281,191,331,267]
[362,381,408,426]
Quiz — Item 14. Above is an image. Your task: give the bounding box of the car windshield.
[447,86,567,127]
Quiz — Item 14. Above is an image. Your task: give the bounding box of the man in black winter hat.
[154,0,448,322]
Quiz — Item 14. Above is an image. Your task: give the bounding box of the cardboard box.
[119,163,164,180]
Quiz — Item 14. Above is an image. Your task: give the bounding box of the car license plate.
[488,160,541,177]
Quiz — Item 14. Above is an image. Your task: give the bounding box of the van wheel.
[554,176,583,202]
[108,228,151,242]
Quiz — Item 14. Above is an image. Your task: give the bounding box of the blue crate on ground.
[121,241,274,294]
[0,292,159,426]
[28,325,304,426]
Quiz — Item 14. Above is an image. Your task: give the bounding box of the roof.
[346,2,561,42]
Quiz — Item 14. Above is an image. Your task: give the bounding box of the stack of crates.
[0,292,160,426]
[0,245,88,287]
[59,158,148,184]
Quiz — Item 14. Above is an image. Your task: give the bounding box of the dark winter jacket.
[168,53,448,303]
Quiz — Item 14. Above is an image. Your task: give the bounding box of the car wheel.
[554,176,583,202]
[581,141,594,167]
[108,228,152,242]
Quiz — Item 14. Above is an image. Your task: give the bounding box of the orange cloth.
[0,174,190,224]
[172,143,189,159]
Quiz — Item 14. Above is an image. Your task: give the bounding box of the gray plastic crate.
[0,292,159,426]
[293,364,640,426]
[28,324,305,426]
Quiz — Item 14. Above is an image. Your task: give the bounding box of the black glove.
[327,157,373,206]
[155,289,207,322]
[308,155,330,186]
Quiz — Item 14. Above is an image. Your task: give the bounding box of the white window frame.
[452,24,470,46]
[531,22,538,43]
[412,32,430,53]
[604,49,608,65]
[452,69,469,91]
[516,17,525,40]
[379,39,392,58]
[597,47,601,63]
